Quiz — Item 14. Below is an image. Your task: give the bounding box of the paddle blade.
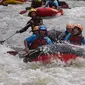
[0,41,5,44]
[19,10,27,14]
[7,51,18,56]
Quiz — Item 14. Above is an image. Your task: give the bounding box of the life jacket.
[29,36,47,49]
[69,35,84,45]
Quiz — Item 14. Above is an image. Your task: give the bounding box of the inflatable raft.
[0,0,24,5]
[7,43,85,63]
[36,7,63,17]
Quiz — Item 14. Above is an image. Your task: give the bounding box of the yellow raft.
[0,0,24,4]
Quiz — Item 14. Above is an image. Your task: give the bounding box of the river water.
[0,1,85,85]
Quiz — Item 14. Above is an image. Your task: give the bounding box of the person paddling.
[23,25,52,62]
[64,24,85,45]
[16,8,43,33]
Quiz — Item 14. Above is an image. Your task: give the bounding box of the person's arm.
[24,40,30,53]
[19,19,32,33]
[25,34,37,47]
[56,0,60,6]
[16,20,31,33]
[24,34,37,53]
[64,33,71,41]
[45,37,53,44]
[54,0,59,6]
[19,24,31,33]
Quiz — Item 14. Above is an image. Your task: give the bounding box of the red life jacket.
[69,35,84,45]
[29,37,47,49]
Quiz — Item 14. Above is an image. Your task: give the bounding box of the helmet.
[66,24,75,29]
[28,8,36,16]
[29,8,36,13]
[33,26,39,31]
[72,24,83,35]
[39,25,47,31]
[75,24,83,31]
[36,0,41,2]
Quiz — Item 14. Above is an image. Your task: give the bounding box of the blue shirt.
[45,0,59,7]
[25,34,52,47]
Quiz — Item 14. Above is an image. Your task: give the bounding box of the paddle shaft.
[0,32,16,44]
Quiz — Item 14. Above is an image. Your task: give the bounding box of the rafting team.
[16,0,85,62]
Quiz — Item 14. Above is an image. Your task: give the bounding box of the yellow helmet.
[29,8,36,13]
[33,26,39,31]
[28,8,36,16]
[36,0,41,2]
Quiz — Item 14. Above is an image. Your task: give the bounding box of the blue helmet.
[39,25,47,31]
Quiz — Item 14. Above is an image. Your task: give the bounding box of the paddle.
[0,32,17,44]
[23,48,41,63]
[7,47,40,55]
[7,47,41,63]
[19,7,31,14]
[19,10,27,14]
